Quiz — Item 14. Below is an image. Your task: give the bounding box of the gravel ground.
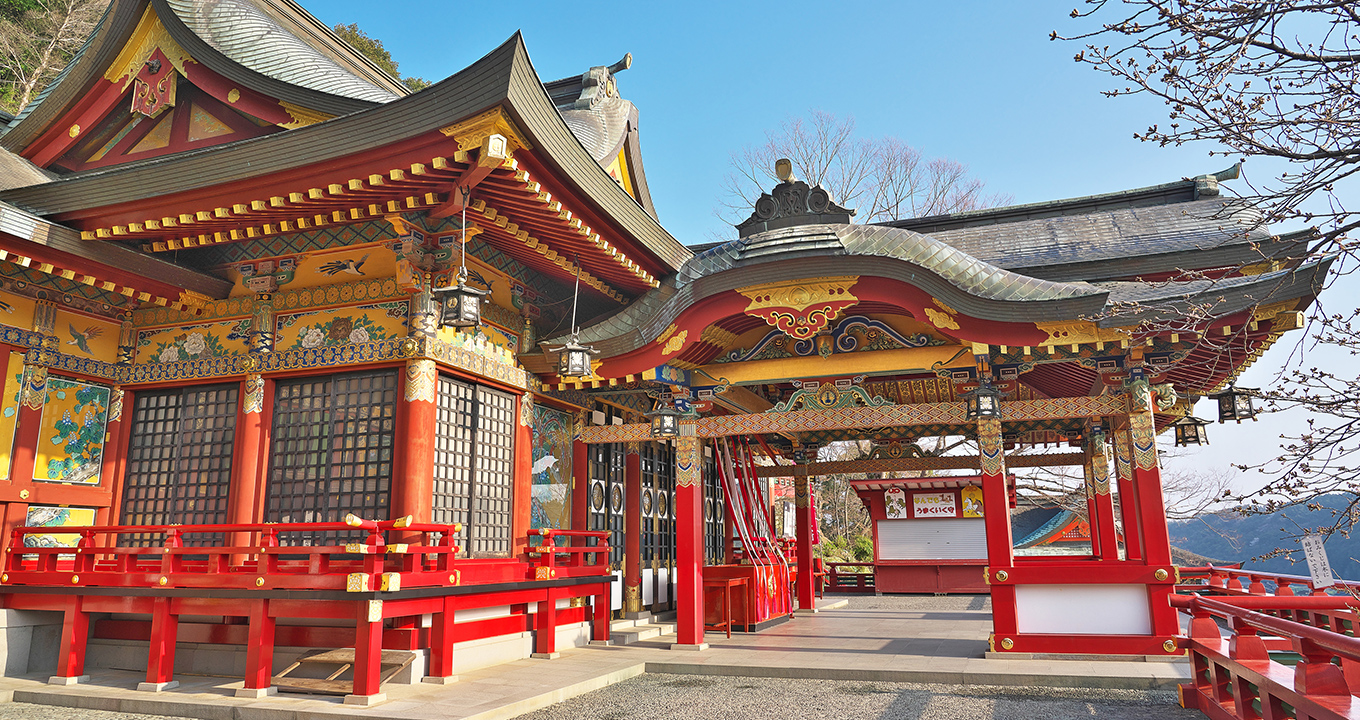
[514,674,1194,720]
[0,706,168,720]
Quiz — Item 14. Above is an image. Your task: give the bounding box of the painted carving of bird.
[0,300,12,314]
[67,324,103,354]
[317,253,369,276]
[466,268,492,291]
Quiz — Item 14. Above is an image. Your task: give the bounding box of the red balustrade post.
[1226,616,1268,661]
[238,599,276,697]
[1188,603,1220,642]
[425,595,457,684]
[347,599,385,705]
[139,596,179,691]
[592,582,611,644]
[672,436,706,650]
[623,443,642,616]
[47,596,89,685]
[1293,636,1350,697]
[1248,576,1267,595]
[533,586,559,658]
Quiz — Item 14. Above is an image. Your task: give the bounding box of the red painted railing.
[1,518,613,701]
[1179,565,1356,598]
[1175,595,1360,718]
[3,517,610,593]
[826,561,874,592]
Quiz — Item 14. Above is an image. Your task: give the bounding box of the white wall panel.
[1015,584,1151,635]
[875,518,986,560]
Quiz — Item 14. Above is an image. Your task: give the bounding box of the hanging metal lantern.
[648,404,681,439]
[1208,386,1258,423]
[433,188,486,328]
[548,254,598,378]
[1172,415,1211,447]
[433,270,487,328]
[553,332,597,378]
[963,379,1002,421]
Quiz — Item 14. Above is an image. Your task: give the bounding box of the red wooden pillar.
[230,375,271,545]
[623,443,642,616]
[794,472,815,612]
[5,364,47,548]
[96,386,130,527]
[978,416,1017,650]
[347,600,385,705]
[425,595,458,683]
[571,410,589,534]
[238,599,276,697]
[512,393,533,556]
[393,360,437,527]
[1086,435,1120,561]
[1127,380,1179,643]
[1112,416,1143,561]
[139,596,179,691]
[48,595,89,685]
[673,436,706,650]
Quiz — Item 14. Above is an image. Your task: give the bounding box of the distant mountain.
[1168,494,1360,580]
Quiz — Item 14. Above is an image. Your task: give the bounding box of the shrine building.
[0,0,1330,704]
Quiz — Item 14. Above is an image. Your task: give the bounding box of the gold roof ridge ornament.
[736,158,855,238]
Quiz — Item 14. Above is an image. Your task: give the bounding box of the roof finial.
[608,53,632,75]
[775,158,796,183]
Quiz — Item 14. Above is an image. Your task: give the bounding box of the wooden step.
[271,648,416,696]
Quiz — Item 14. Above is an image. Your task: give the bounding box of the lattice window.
[586,407,626,569]
[120,384,238,547]
[266,370,396,545]
[703,447,725,566]
[641,443,656,565]
[431,376,516,558]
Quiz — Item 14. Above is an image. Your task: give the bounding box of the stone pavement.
[0,595,1191,720]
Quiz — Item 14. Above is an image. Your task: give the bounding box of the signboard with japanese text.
[913,492,957,519]
[1301,535,1335,589]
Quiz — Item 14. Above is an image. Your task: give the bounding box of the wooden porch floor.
[0,595,1191,720]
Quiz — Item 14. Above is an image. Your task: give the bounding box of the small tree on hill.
[721,110,1011,226]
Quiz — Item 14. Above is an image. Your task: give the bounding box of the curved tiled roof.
[925,198,1270,278]
[679,223,1103,302]
[164,0,401,103]
[558,221,1108,348]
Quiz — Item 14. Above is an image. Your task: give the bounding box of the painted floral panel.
[277,301,407,351]
[530,405,572,530]
[23,505,96,548]
[34,377,109,484]
[137,318,250,364]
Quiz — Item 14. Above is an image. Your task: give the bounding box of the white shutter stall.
[876,518,987,561]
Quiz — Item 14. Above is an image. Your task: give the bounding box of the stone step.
[610,621,677,646]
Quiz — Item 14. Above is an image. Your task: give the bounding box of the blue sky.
[312,1,1347,494]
